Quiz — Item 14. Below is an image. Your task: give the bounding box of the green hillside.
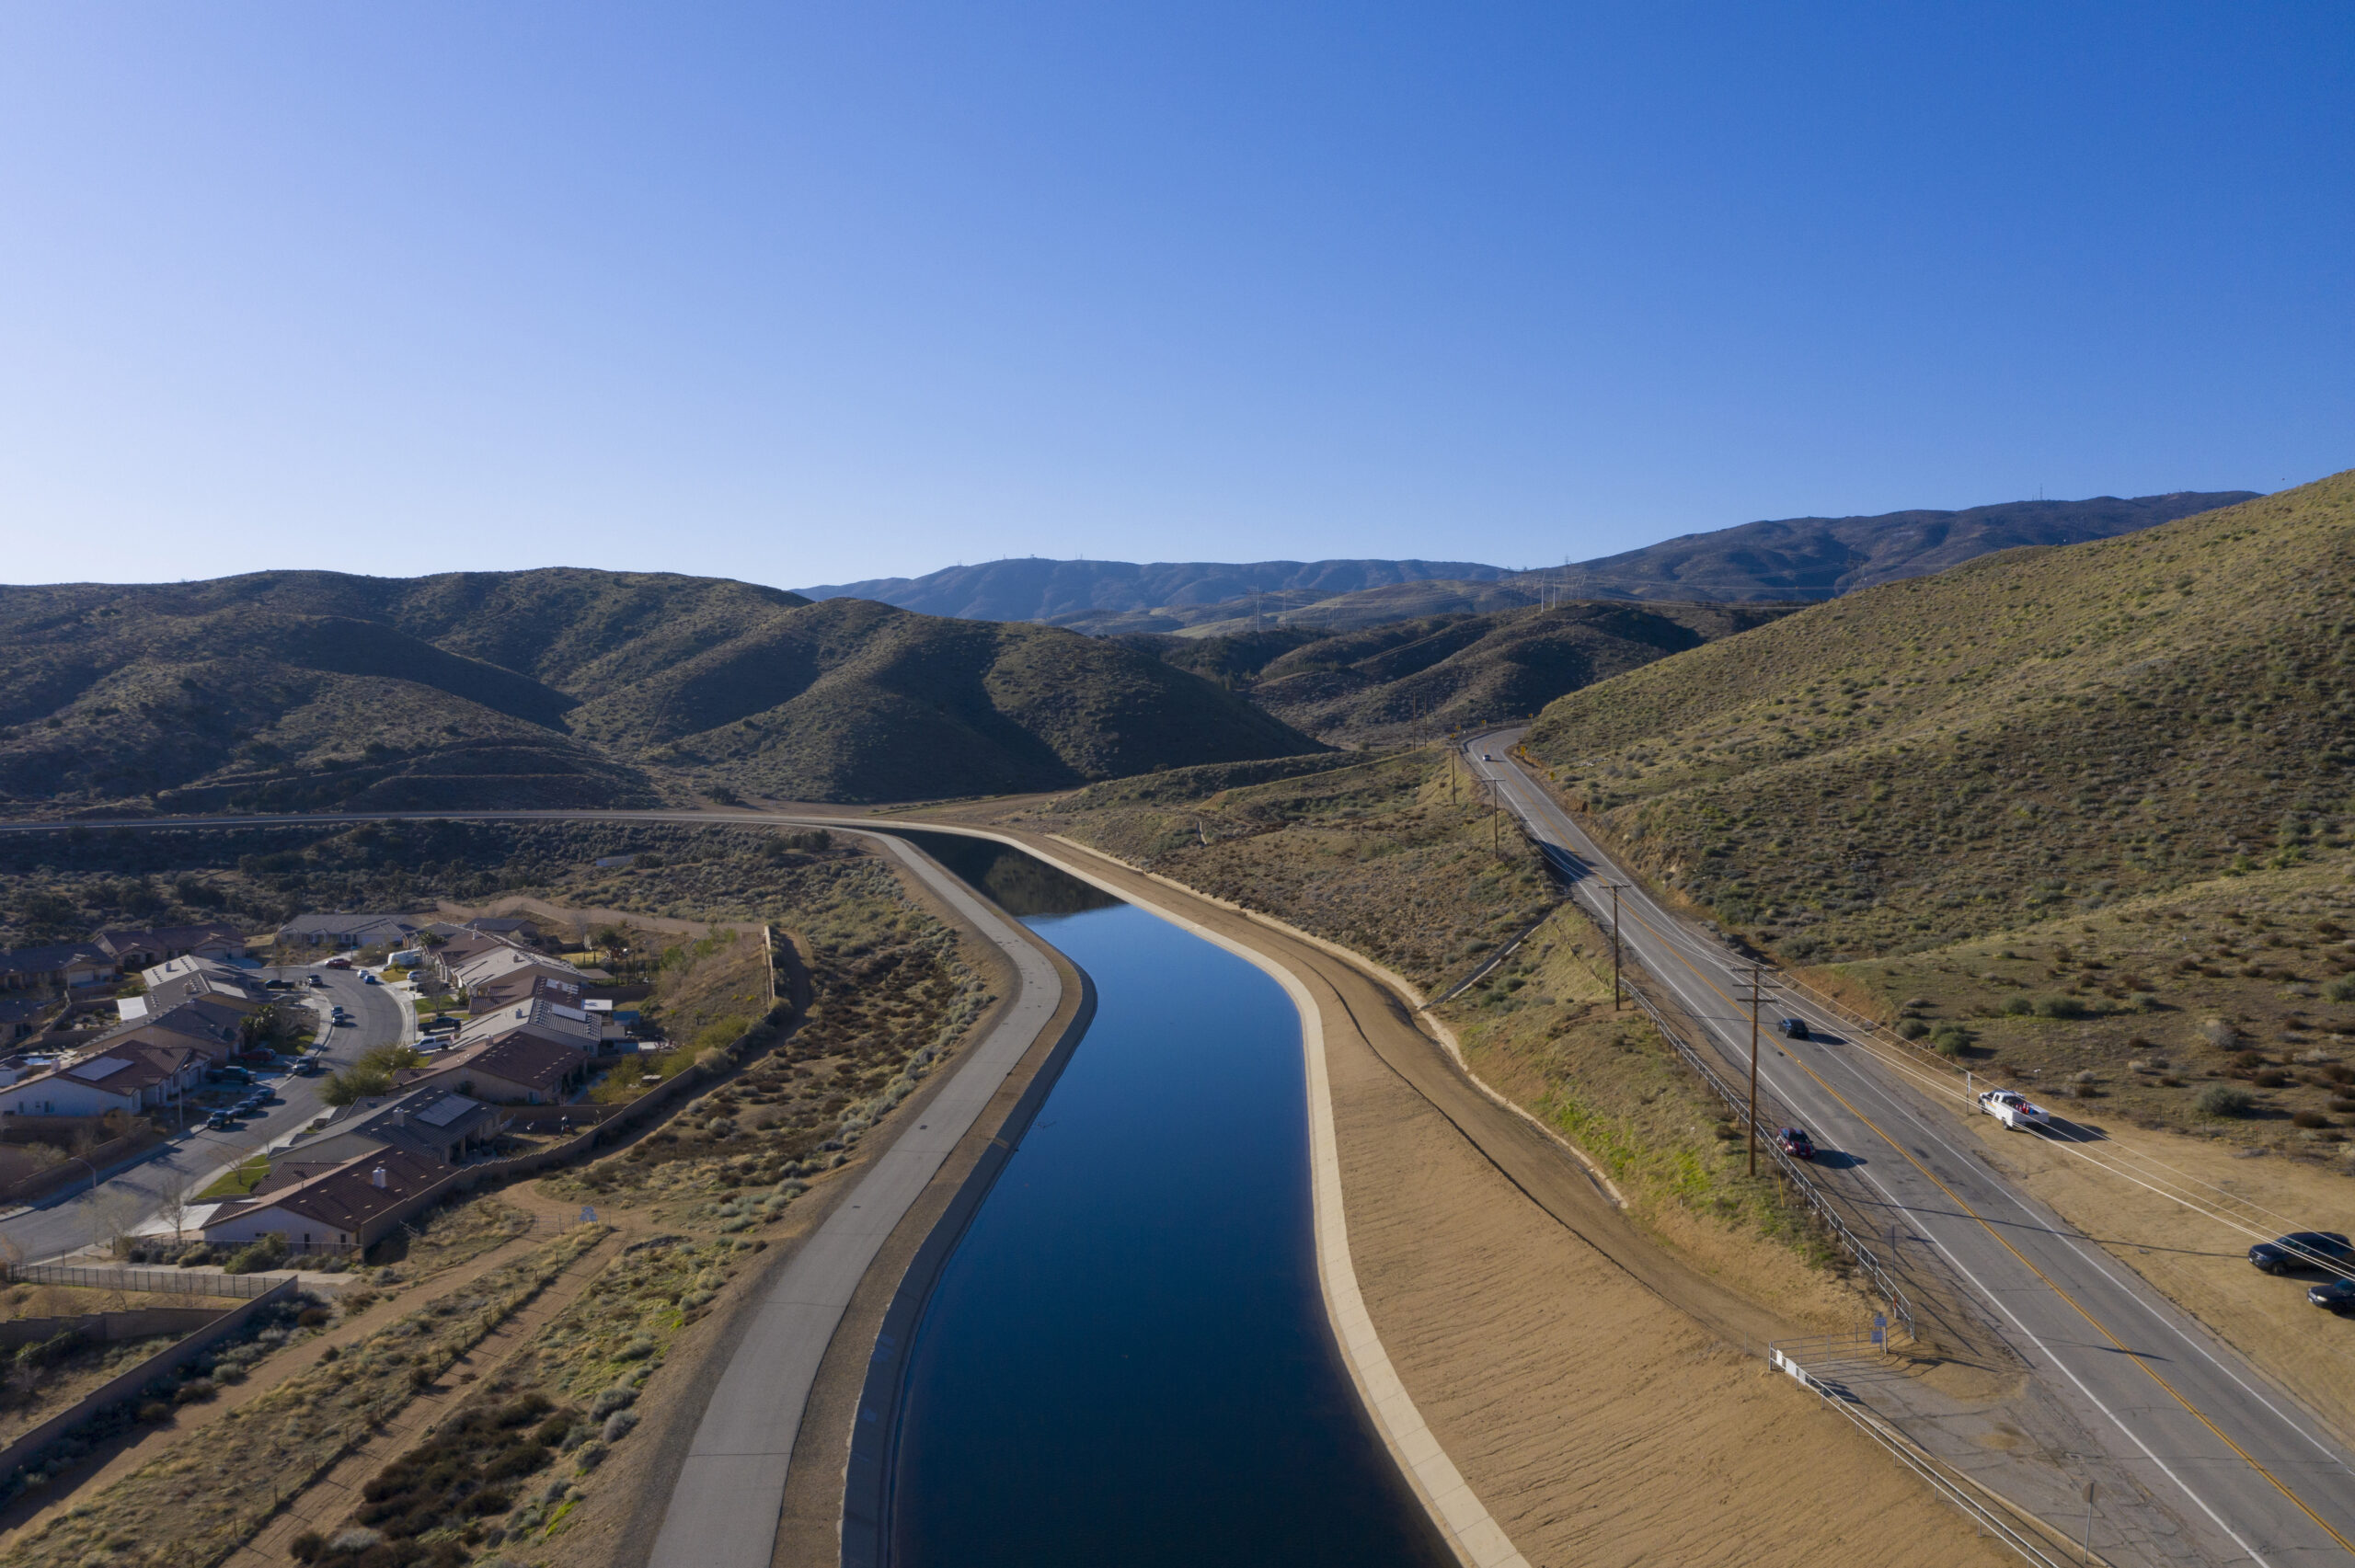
[1521,472,2355,962]
[0,570,1322,813]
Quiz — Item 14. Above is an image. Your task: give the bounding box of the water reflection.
[885,829,1122,919]
[878,832,1449,1568]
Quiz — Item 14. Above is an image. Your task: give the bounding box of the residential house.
[98,996,253,1064]
[4,1043,201,1118]
[141,955,272,1017]
[465,965,587,1016]
[94,924,247,969]
[0,943,119,993]
[420,1033,590,1105]
[276,913,420,952]
[201,1144,455,1253]
[281,1085,503,1173]
[452,997,602,1056]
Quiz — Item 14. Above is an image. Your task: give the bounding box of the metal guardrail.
[1769,1337,2088,1567]
[5,1261,286,1298]
[1601,933,1920,1337]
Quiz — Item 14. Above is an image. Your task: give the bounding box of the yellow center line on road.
[1596,887,2355,1557]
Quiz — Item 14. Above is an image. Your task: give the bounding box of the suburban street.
[0,963,402,1263]
[1465,733,2355,1568]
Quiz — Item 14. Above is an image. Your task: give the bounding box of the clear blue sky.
[1,2,2346,589]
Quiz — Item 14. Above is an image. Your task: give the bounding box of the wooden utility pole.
[1747,967,1763,1177]
[1607,883,1624,1011]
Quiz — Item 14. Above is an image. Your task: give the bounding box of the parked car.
[362,972,380,985]
[307,974,327,988]
[291,1059,320,1077]
[422,1016,459,1035]
[2309,1277,2355,1314]
[2248,1231,2354,1275]
[323,956,352,969]
[206,1110,238,1130]
[264,978,294,991]
[1777,1127,1817,1160]
[207,1065,252,1084]
[1978,1089,2049,1130]
[1777,1017,1809,1040]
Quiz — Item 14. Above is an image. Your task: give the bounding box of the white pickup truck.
[1978,1089,2048,1130]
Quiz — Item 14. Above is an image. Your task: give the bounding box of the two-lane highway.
[1467,733,2355,1568]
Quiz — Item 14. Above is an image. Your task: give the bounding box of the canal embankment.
[979,825,2022,1568]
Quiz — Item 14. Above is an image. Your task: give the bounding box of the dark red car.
[1777,1127,1816,1160]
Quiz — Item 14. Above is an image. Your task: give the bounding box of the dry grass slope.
[1524,470,2355,962]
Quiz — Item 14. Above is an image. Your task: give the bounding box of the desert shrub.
[1929,1024,1972,1057]
[2253,1069,2290,1089]
[2198,1085,2255,1118]
[2033,995,2087,1020]
[173,1377,216,1404]
[346,1391,578,1546]
[2326,976,2355,1003]
[2200,1017,2241,1049]
[287,1529,326,1562]
[2292,1110,2330,1128]
[1897,1019,1930,1040]
[602,1407,640,1443]
[13,1330,86,1371]
[2002,995,2034,1016]
[224,1233,290,1275]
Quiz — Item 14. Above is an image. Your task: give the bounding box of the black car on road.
[2310,1277,2355,1314]
[2249,1231,2354,1274]
[1777,1017,1809,1040]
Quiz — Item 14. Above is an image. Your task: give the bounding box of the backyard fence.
[3,1260,288,1299]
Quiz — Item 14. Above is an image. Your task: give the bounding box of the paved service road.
[0,962,398,1262]
[647,830,1071,1568]
[1466,733,2355,1568]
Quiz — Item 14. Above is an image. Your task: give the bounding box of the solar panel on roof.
[417,1095,476,1127]
[69,1056,133,1082]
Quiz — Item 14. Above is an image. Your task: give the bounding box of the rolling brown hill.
[1119,600,1795,744]
[0,570,1322,814]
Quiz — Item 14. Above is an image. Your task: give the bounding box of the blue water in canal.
[884,832,1448,1568]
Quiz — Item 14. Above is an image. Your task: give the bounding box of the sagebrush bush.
[2198,1085,2255,1117]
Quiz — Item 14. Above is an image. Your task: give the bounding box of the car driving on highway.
[1777,1127,1816,1160]
[2248,1231,2354,1275]
[1777,1016,1809,1040]
[1977,1089,2048,1129]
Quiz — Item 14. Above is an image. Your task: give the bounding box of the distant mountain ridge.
[804,493,2257,634]
[796,557,1516,623]
[1542,491,2258,601]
